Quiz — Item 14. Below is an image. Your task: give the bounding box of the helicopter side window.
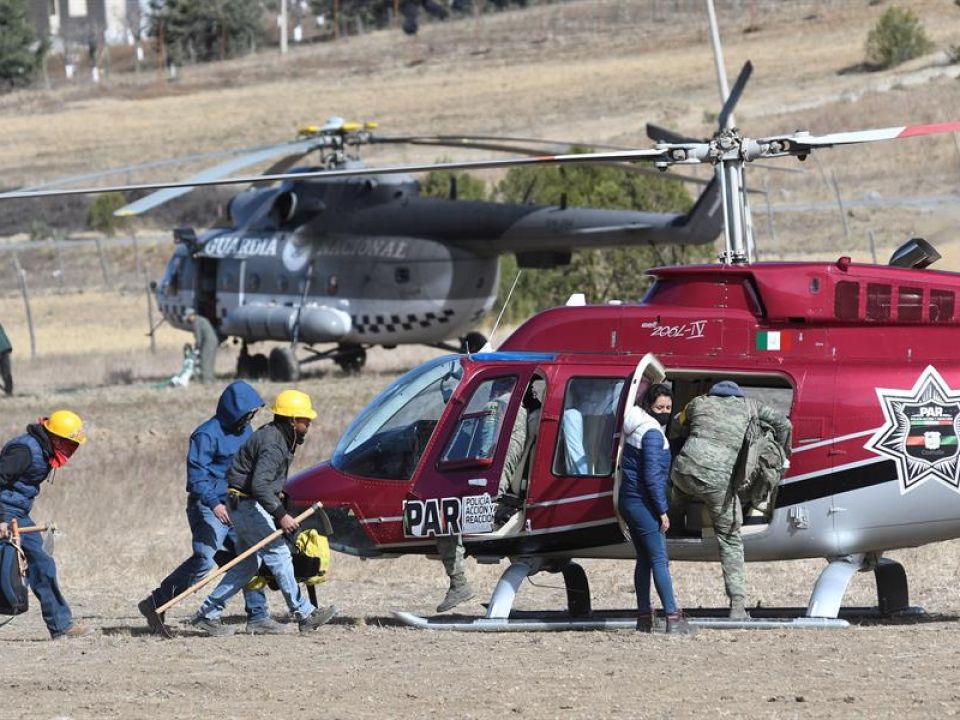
[553,377,625,477]
[834,281,859,321]
[897,286,923,323]
[930,290,955,323]
[441,377,518,467]
[866,283,892,322]
[162,255,184,297]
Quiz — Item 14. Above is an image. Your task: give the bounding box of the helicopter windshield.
[332,355,464,481]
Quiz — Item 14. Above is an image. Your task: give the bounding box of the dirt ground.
[3,1,960,717]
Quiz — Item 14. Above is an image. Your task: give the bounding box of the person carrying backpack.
[0,411,91,639]
[670,381,791,620]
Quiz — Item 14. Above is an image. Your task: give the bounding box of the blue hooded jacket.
[186,381,264,510]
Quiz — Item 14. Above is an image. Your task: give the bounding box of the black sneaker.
[298,605,338,632]
[665,611,696,635]
[636,611,654,633]
[138,597,172,638]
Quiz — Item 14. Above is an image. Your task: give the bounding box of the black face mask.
[294,429,307,445]
[651,411,672,428]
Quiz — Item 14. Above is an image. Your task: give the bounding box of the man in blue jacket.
[0,410,90,639]
[138,381,281,636]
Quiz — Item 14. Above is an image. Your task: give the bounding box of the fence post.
[12,253,37,360]
[131,229,142,280]
[95,235,111,286]
[145,272,157,354]
[868,229,878,265]
[52,234,65,294]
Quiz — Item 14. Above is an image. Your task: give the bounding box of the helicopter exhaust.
[221,304,351,343]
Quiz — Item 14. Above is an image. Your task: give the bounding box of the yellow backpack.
[246,529,330,591]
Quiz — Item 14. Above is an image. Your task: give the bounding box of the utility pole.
[280,0,288,54]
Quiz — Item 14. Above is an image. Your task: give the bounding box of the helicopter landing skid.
[389,610,849,632]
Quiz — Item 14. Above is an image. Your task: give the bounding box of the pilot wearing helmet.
[191,390,337,636]
[0,410,92,639]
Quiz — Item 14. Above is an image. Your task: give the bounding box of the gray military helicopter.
[2,118,723,379]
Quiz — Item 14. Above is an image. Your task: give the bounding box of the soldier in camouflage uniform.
[670,380,790,619]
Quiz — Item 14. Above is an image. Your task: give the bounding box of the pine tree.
[149,0,264,65]
[0,0,42,91]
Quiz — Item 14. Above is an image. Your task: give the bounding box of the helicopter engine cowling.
[222,304,352,343]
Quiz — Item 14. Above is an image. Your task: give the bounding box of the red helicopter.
[274,60,960,628]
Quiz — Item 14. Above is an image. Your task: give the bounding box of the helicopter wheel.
[237,349,269,380]
[461,331,487,354]
[335,345,367,374]
[269,346,301,382]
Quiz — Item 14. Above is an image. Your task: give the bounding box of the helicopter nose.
[285,461,383,557]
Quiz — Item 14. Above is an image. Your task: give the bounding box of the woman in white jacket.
[619,384,693,634]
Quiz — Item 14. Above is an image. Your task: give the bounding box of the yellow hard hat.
[43,410,87,445]
[271,390,317,420]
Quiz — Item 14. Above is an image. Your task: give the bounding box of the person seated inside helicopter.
[556,379,622,476]
[493,381,543,528]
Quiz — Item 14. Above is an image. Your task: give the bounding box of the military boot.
[665,611,696,635]
[729,597,751,620]
[436,574,475,613]
[635,610,655,633]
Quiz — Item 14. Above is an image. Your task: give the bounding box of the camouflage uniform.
[670,385,789,605]
[192,315,219,384]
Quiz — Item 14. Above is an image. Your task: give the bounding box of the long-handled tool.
[154,503,321,616]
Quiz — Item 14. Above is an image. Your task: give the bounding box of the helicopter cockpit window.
[440,377,518,466]
[162,255,184,297]
[332,355,463,482]
[553,377,625,477]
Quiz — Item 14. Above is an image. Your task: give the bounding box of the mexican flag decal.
[755,330,792,351]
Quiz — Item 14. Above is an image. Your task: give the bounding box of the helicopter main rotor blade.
[717,61,753,132]
[0,148,670,202]
[772,121,960,152]
[111,137,325,216]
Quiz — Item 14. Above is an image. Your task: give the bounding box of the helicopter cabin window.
[247,273,261,293]
[834,281,859,321]
[395,267,410,284]
[277,274,290,293]
[897,286,923,323]
[553,377,625,477]
[327,276,339,296]
[441,377,518,466]
[866,283,892,321]
[930,290,955,323]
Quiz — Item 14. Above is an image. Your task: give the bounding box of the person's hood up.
[708,380,744,398]
[216,381,264,431]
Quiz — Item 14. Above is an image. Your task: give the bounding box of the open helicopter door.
[612,353,667,536]
[406,366,537,541]
[195,256,219,322]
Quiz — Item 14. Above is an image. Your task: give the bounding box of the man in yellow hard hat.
[0,410,92,639]
[192,390,337,635]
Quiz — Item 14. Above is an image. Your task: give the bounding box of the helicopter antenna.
[480,270,523,354]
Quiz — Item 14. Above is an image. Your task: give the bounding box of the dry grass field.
[3,1,960,718]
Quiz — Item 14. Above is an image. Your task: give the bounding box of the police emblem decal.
[865,366,960,493]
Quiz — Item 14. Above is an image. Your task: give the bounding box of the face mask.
[49,437,78,468]
[651,412,672,428]
[295,430,307,446]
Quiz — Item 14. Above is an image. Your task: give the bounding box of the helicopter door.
[613,353,667,535]
[408,370,531,538]
[195,257,219,322]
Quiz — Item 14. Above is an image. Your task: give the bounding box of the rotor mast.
[706,0,752,265]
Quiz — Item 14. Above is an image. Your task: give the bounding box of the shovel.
[148,503,321,635]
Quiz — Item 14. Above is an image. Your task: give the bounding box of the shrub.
[865,6,934,69]
[87,193,129,237]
